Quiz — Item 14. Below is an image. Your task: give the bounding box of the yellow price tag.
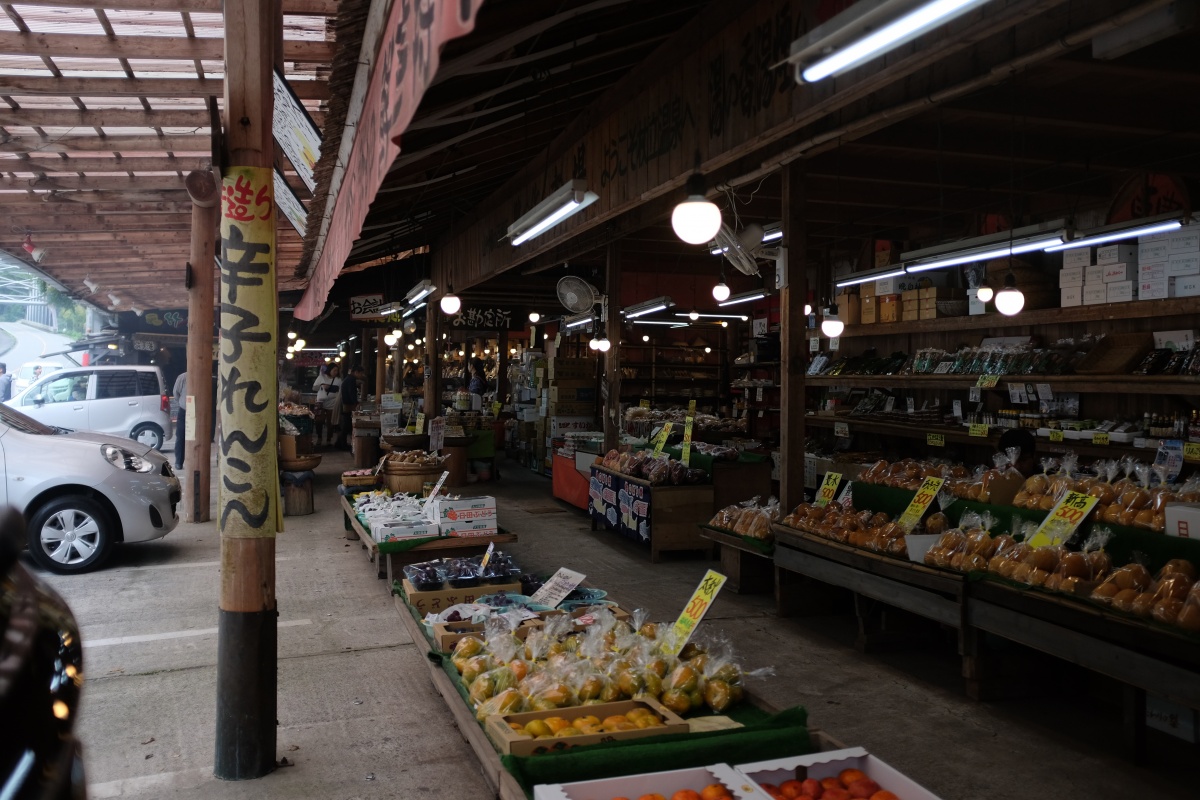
[639,399,651,409]
[687,399,697,415]
[491,401,502,416]
[1028,490,1099,547]
[897,476,944,533]
[681,417,695,466]
[969,423,989,438]
[814,472,842,508]
[392,392,402,403]
[651,422,674,456]
[975,374,1001,388]
[668,570,726,655]
[1092,432,1110,445]
[927,432,945,447]
[414,413,425,434]
[1049,429,1064,443]
[1185,442,1200,463]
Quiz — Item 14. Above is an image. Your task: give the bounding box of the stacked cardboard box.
[1138,227,1200,300]
[918,286,965,320]
[431,495,498,537]
[1059,244,1140,306]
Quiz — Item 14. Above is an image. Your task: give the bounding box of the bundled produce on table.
[624,406,746,432]
[757,768,902,800]
[403,552,521,592]
[600,449,708,486]
[277,401,314,417]
[504,706,668,739]
[780,502,910,557]
[385,449,446,466]
[451,609,766,722]
[689,442,741,460]
[924,511,1002,572]
[708,496,780,540]
[1091,558,1199,630]
[353,489,429,526]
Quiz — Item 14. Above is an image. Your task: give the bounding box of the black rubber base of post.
[214,607,278,780]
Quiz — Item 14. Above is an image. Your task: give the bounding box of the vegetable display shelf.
[806,373,1200,396]
[696,524,774,595]
[340,494,517,580]
[588,465,714,562]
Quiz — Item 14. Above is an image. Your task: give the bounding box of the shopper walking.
[314,364,342,445]
[0,363,10,403]
[172,372,187,469]
[336,365,364,450]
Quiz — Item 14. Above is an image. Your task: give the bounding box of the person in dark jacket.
[336,366,364,449]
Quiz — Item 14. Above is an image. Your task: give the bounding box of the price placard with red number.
[1029,490,1098,547]
[668,570,726,655]
[814,472,842,508]
[651,422,674,456]
[896,476,945,532]
[681,417,695,466]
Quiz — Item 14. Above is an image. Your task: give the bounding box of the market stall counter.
[588,463,713,562]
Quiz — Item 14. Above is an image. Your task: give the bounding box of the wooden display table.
[588,465,714,562]
[697,525,773,594]
[340,495,517,580]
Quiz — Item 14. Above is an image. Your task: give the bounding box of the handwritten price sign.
[927,432,945,447]
[1186,442,1200,463]
[651,422,674,456]
[681,417,695,466]
[975,374,1001,388]
[1092,432,1110,446]
[897,476,945,532]
[668,570,726,655]
[1049,429,1064,443]
[969,423,990,438]
[814,472,842,508]
[1029,490,1098,547]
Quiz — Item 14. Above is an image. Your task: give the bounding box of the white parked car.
[0,403,180,573]
[12,360,65,393]
[7,365,172,450]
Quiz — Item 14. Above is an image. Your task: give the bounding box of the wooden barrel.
[382,462,443,494]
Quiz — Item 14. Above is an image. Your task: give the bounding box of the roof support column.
[375,329,386,402]
[603,241,621,453]
[214,0,279,781]
[780,162,808,512]
[425,310,441,420]
[183,169,218,523]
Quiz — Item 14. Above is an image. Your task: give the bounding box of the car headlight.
[101,444,155,473]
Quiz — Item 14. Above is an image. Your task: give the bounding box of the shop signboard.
[349,294,385,320]
[275,168,308,236]
[589,467,651,545]
[272,68,321,192]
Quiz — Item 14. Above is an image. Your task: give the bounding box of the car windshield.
[0,402,57,435]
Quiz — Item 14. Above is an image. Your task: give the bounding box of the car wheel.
[27,496,114,574]
[130,423,164,450]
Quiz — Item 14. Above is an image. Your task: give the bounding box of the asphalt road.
[0,320,78,378]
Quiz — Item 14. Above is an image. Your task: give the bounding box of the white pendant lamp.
[712,270,731,302]
[588,334,600,351]
[528,311,540,323]
[671,173,722,245]
[440,286,461,315]
[976,284,994,303]
[994,273,1024,316]
[820,304,845,338]
[384,334,397,346]
[596,337,611,352]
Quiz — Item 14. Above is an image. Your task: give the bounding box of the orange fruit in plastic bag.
[672,792,702,800]
[700,786,729,800]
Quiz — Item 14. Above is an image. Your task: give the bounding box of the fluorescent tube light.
[906,236,1063,273]
[794,0,996,84]
[718,290,768,307]
[508,179,599,246]
[762,223,783,242]
[631,319,687,327]
[673,313,749,321]
[405,279,435,305]
[564,312,594,329]
[835,268,906,288]
[402,301,426,318]
[623,296,674,318]
[1044,219,1184,252]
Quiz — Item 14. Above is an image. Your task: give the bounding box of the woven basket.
[936,299,969,317]
[341,473,378,488]
[383,463,442,494]
[280,454,322,471]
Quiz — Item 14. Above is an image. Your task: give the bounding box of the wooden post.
[183,169,217,523]
[375,329,386,401]
[425,309,440,417]
[215,0,278,781]
[497,330,509,402]
[603,241,621,452]
[780,163,807,511]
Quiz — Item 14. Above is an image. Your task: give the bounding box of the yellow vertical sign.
[814,472,841,508]
[681,417,694,466]
[217,166,278,539]
[414,412,425,434]
[651,422,673,455]
[687,399,696,416]
[668,570,726,655]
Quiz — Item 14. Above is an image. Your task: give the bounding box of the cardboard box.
[548,401,596,417]
[432,618,538,652]
[1139,278,1176,300]
[548,385,597,403]
[1168,252,1200,277]
[1102,262,1135,283]
[1084,264,1106,285]
[918,286,963,300]
[837,293,861,325]
[490,698,690,758]
[1153,329,1197,350]
[441,519,500,537]
[877,294,899,323]
[1063,248,1092,268]
[1169,228,1200,253]
[900,289,921,303]
[278,433,313,460]
[901,299,920,313]
[1176,275,1200,298]
[1083,285,1108,305]
[1106,280,1136,303]
[859,280,876,298]
[1058,266,1085,287]
[1060,286,1083,307]
[533,762,757,800]
[1138,262,1167,282]
[901,309,920,322]
[736,747,943,800]
[860,295,877,323]
[431,495,497,522]
[1139,238,1171,264]
[370,520,439,542]
[1096,243,1137,265]
[875,273,944,295]
[968,288,987,315]
[1165,502,1200,539]
[401,577,522,615]
[918,307,939,320]
[547,359,594,381]
[548,416,595,435]
[536,604,633,630]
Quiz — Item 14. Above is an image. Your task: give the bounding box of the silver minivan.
[6,365,173,450]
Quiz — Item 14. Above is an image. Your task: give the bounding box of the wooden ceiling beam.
[2,231,189,243]
[0,190,187,204]
[1,206,191,219]
[11,1,337,15]
[5,214,191,227]
[1,175,187,191]
[0,76,329,100]
[7,156,212,172]
[0,30,333,63]
[0,107,213,129]
[0,134,210,153]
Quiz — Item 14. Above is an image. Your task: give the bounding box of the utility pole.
[183,169,218,523]
[215,0,279,780]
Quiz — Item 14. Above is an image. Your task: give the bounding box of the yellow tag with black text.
[897,476,944,533]
[668,570,726,655]
[814,472,842,508]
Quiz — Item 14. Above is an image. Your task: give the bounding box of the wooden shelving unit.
[619,342,727,409]
[807,373,1200,395]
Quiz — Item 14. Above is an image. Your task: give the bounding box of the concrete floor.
[35,451,1194,800]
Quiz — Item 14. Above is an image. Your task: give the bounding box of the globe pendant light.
[820,304,845,338]
[712,267,731,302]
[976,284,994,303]
[596,336,611,352]
[588,333,600,351]
[440,285,461,315]
[671,173,722,245]
[528,311,540,323]
[994,272,1024,316]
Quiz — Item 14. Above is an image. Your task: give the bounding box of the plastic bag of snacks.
[1178,581,1200,632]
[1110,559,1197,621]
[987,521,1036,579]
[1043,529,1113,594]
[732,497,779,540]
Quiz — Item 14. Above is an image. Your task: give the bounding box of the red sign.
[294,0,483,320]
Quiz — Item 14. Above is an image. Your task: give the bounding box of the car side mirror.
[34,395,45,406]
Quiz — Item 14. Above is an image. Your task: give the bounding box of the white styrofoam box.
[1083,285,1108,305]
[1062,248,1092,268]
[441,519,500,537]
[371,520,439,542]
[875,273,945,295]
[968,288,986,315]
[1139,237,1170,263]
[1138,262,1168,282]
[1167,251,1200,277]
[1096,243,1137,265]
[533,764,768,800]
[1164,502,1200,539]
[1153,329,1197,350]
[737,748,944,800]
[1102,262,1135,283]
[1060,286,1083,307]
[1169,228,1200,253]
[1058,265,1085,287]
[548,416,595,435]
[431,496,496,522]
[1176,275,1200,298]
[1139,278,1176,300]
[1106,280,1136,303]
[1084,264,1106,285]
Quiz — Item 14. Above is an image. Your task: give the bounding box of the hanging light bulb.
[596,337,611,352]
[642,334,650,342]
[339,350,347,357]
[688,309,700,321]
[671,173,722,244]
[324,356,331,363]
[404,318,417,335]
[976,284,994,303]
[994,272,1024,316]
[820,304,845,338]
[286,345,294,353]
[720,321,728,328]
[415,337,423,345]
[334,356,341,363]
[458,349,465,357]
[384,334,397,346]
[392,328,403,338]
[294,338,306,350]
[704,346,712,354]
[440,285,461,315]
[712,280,730,302]
[804,303,812,316]
[528,311,540,323]
[509,347,517,355]
[287,331,297,340]
[285,351,294,360]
